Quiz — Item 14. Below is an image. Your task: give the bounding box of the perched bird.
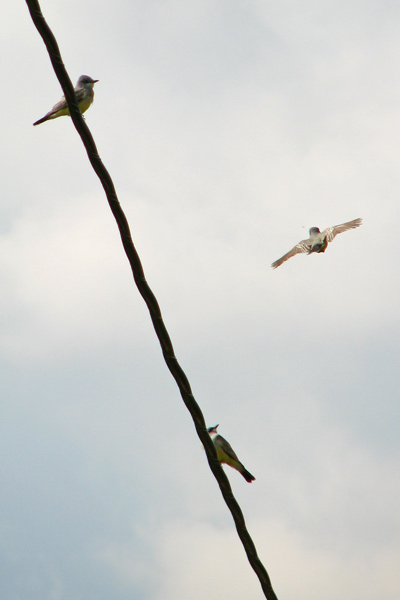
[207,424,255,483]
[271,218,362,269]
[33,75,99,126]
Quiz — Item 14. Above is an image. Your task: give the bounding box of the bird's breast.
[311,236,328,253]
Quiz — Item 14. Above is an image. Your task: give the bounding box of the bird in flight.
[208,424,255,482]
[33,75,98,126]
[271,218,362,269]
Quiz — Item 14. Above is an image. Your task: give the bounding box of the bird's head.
[207,424,219,435]
[78,75,99,86]
[309,226,321,236]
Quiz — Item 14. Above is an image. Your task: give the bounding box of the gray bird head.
[78,75,99,86]
[207,424,219,434]
[309,226,321,236]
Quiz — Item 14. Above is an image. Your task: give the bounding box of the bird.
[271,218,362,269]
[207,424,255,482]
[33,75,99,126]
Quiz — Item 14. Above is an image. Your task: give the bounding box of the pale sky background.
[1,1,399,599]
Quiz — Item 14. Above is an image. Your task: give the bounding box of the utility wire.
[25,2,279,598]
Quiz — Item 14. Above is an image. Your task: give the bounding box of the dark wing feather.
[219,436,240,462]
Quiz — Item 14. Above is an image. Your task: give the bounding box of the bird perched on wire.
[271,218,362,269]
[207,424,255,483]
[33,75,99,126]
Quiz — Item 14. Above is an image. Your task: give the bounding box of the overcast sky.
[1,1,399,599]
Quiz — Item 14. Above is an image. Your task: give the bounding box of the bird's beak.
[93,79,99,83]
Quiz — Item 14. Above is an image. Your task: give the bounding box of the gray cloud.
[1,1,399,599]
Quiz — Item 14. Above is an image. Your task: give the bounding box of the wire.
[25,2,279,598]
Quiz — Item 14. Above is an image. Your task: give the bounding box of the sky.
[1,1,399,598]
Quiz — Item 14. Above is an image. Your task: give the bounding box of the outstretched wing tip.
[271,241,310,269]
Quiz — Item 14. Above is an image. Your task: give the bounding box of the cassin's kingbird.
[271,217,362,269]
[208,424,255,483]
[33,75,98,126]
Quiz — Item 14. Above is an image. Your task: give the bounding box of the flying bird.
[208,424,255,482]
[271,218,362,269]
[33,75,99,126]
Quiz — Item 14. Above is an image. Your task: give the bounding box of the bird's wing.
[74,87,87,102]
[45,87,88,119]
[271,240,311,269]
[218,436,240,462]
[323,218,362,242]
[47,96,69,115]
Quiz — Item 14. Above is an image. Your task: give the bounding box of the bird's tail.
[33,115,49,126]
[241,467,255,483]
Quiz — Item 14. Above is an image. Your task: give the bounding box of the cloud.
[1,2,399,599]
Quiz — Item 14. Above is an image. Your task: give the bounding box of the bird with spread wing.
[271,218,362,269]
